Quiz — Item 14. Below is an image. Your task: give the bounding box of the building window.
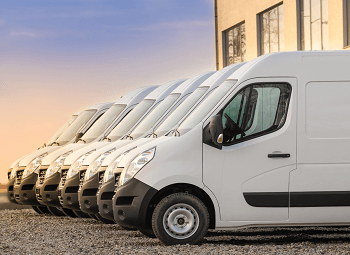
[347,0,350,46]
[259,4,284,55]
[223,22,246,67]
[300,0,328,50]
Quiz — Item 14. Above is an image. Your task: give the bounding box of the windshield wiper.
[149,132,157,138]
[51,142,60,146]
[166,129,180,137]
[103,137,112,142]
[77,138,86,143]
[125,135,133,140]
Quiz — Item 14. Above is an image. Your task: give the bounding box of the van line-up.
[8,51,350,245]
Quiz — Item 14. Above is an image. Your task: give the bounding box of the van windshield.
[155,87,208,137]
[107,100,155,141]
[56,109,97,145]
[129,94,180,139]
[177,80,237,135]
[47,115,78,145]
[81,104,126,143]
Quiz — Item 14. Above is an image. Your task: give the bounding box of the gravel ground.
[1,209,350,254]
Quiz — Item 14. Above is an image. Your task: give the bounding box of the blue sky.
[0,0,215,184]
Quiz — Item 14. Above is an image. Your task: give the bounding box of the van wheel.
[61,208,78,218]
[37,206,51,214]
[47,206,66,216]
[95,213,115,224]
[152,193,209,245]
[73,210,91,218]
[138,228,156,238]
[32,206,43,214]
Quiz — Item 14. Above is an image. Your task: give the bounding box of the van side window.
[222,83,291,145]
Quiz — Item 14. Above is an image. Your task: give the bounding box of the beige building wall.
[215,0,347,70]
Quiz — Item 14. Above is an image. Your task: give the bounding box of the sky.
[0,0,215,184]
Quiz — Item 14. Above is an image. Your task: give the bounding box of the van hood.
[82,140,133,166]
[100,138,154,168]
[40,143,87,166]
[19,146,63,167]
[117,136,172,169]
[63,141,110,166]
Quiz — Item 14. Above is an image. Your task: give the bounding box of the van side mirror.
[75,132,84,142]
[209,114,223,147]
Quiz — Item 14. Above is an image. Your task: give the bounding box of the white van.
[50,81,184,215]
[96,63,246,225]
[13,102,113,206]
[76,72,216,221]
[112,51,350,245]
[7,110,83,207]
[29,86,158,215]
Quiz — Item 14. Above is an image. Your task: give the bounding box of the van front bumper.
[13,172,40,205]
[58,172,80,210]
[79,173,99,214]
[36,169,61,207]
[113,178,157,229]
[97,176,115,221]
[7,178,17,204]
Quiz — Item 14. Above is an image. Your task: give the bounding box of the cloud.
[9,31,40,38]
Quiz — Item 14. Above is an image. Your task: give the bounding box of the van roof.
[228,51,350,82]
[115,86,158,105]
[170,72,216,94]
[144,79,186,101]
[85,102,114,110]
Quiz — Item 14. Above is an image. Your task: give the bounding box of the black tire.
[61,208,78,218]
[152,193,209,245]
[95,213,116,224]
[89,213,98,220]
[32,206,43,214]
[138,227,156,238]
[47,206,66,216]
[37,206,51,214]
[121,225,137,230]
[73,210,91,218]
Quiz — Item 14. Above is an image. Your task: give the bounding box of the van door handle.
[268,153,290,158]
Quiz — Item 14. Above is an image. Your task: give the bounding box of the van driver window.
[222,83,291,145]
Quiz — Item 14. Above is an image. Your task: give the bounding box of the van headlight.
[45,151,72,179]
[66,150,96,180]
[22,153,48,179]
[10,163,19,179]
[84,148,116,181]
[119,147,155,186]
[103,148,136,183]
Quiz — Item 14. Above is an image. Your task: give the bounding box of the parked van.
[57,80,185,216]
[77,72,216,221]
[97,63,245,225]
[13,102,114,210]
[111,51,350,245]
[7,111,83,207]
[30,86,158,216]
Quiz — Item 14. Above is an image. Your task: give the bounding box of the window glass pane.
[300,0,328,50]
[260,4,283,55]
[47,115,78,145]
[221,83,291,145]
[348,0,350,45]
[224,22,245,66]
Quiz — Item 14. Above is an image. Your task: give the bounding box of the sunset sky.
[0,0,215,184]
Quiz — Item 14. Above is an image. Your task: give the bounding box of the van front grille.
[60,169,68,187]
[15,170,24,185]
[97,171,105,192]
[114,173,121,191]
[38,169,47,185]
[79,170,86,191]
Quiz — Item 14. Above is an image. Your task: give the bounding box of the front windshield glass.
[155,87,208,137]
[81,104,126,143]
[177,80,237,135]
[56,109,96,145]
[130,94,180,138]
[107,100,155,141]
[47,115,78,145]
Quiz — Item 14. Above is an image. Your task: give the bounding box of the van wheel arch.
[146,183,216,230]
